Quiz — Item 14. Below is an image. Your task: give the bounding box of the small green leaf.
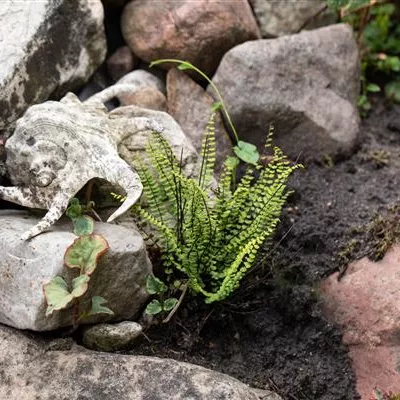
[66,198,82,220]
[71,275,90,298]
[211,102,222,112]
[145,299,163,315]
[163,298,178,311]
[73,216,94,236]
[43,276,74,316]
[224,156,240,169]
[177,62,194,71]
[367,83,381,93]
[233,141,260,165]
[64,234,109,275]
[146,275,167,295]
[87,296,114,316]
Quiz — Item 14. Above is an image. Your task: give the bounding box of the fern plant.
[114,118,300,304]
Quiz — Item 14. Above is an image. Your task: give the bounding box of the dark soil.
[125,99,400,400]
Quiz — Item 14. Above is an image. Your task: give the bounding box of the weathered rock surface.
[82,321,143,351]
[321,245,400,398]
[121,87,167,111]
[167,69,232,172]
[249,0,336,37]
[115,69,166,107]
[0,324,281,400]
[0,0,106,133]
[121,0,260,76]
[110,105,199,178]
[210,24,360,161]
[0,211,151,331]
[106,46,138,82]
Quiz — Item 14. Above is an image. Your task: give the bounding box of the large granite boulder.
[0,0,106,133]
[210,24,360,161]
[0,324,281,400]
[121,0,260,76]
[0,211,151,331]
[249,0,336,38]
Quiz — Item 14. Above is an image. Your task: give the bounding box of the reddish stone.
[121,0,260,76]
[321,246,400,398]
[167,68,232,173]
[106,46,138,82]
[119,87,167,111]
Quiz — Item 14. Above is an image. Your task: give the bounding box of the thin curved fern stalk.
[115,114,301,303]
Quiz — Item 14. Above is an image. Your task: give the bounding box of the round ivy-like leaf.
[146,274,167,295]
[233,141,259,165]
[163,298,178,312]
[87,296,114,316]
[66,198,82,220]
[145,299,163,315]
[64,234,109,275]
[71,275,90,298]
[73,216,94,236]
[43,276,73,316]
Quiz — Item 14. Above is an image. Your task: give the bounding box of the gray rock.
[0,0,106,132]
[0,324,281,400]
[250,0,336,38]
[0,211,152,331]
[82,321,143,351]
[210,24,360,161]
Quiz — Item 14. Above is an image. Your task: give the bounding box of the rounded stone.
[121,0,260,76]
[82,321,143,351]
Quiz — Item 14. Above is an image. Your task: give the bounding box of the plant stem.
[162,283,188,323]
[150,59,240,143]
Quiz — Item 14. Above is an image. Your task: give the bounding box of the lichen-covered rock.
[210,24,360,161]
[0,324,281,399]
[0,0,106,133]
[167,69,232,173]
[82,321,143,351]
[249,0,336,37]
[121,0,260,76]
[0,211,152,331]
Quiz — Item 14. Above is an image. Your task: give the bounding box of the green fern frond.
[198,113,217,190]
[125,123,301,304]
